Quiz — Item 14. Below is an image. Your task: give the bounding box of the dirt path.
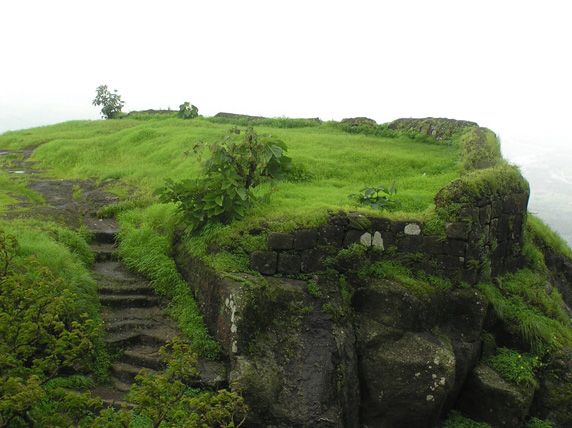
[0,148,225,407]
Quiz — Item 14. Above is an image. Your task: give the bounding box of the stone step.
[112,362,154,383]
[102,306,165,323]
[99,294,160,308]
[123,346,164,370]
[105,319,159,334]
[91,243,117,262]
[105,329,173,349]
[99,284,156,296]
[112,377,132,393]
[93,262,142,283]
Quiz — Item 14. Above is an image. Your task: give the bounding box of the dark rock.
[490,217,499,238]
[479,204,492,224]
[268,232,294,250]
[370,216,392,232]
[423,236,444,254]
[278,252,301,275]
[381,231,396,247]
[344,230,363,247]
[301,249,324,273]
[318,224,345,247]
[341,117,377,126]
[491,199,503,218]
[457,364,534,428]
[329,213,350,227]
[397,235,423,252]
[445,239,467,257]
[358,331,456,428]
[445,222,470,240]
[531,348,572,428]
[251,251,278,275]
[348,213,371,230]
[294,229,318,250]
[458,205,479,221]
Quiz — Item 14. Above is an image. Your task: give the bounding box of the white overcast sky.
[1,0,571,242]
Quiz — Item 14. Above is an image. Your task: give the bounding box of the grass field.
[0,117,462,227]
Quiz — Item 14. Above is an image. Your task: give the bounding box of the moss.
[460,127,502,171]
[441,411,491,428]
[526,417,554,428]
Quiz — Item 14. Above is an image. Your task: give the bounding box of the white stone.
[404,223,421,235]
[426,395,434,402]
[372,231,384,249]
[360,232,372,246]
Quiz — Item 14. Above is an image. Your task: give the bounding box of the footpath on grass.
[0,149,224,407]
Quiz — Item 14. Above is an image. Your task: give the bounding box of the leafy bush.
[91,338,248,427]
[92,85,125,119]
[161,127,291,232]
[178,102,199,119]
[526,417,554,428]
[0,229,101,426]
[485,347,542,387]
[349,183,399,210]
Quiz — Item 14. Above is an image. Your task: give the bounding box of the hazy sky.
[1,0,571,242]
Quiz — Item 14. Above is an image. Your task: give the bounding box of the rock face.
[354,281,487,427]
[230,277,360,427]
[457,364,534,428]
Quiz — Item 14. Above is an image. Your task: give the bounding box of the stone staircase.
[88,219,227,407]
[88,221,179,406]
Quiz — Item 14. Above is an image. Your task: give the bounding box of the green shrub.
[0,229,103,426]
[178,101,199,119]
[441,411,491,428]
[485,347,542,387]
[160,127,291,232]
[92,85,124,119]
[349,183,400,210]
[526,417,554,428]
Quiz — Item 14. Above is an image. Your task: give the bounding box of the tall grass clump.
[116,203,220,358]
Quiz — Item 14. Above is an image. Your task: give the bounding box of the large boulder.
[230,277,360,427]
[358,331,456,428]
[456,364,534,427]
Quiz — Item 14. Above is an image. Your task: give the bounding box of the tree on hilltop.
[92,85,124,119]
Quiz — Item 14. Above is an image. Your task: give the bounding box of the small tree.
[178,101,199,119]
[92,85,125,119]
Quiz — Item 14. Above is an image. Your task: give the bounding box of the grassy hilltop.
[1,114,572,427]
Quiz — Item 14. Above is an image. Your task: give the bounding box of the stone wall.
[250,187,529,284]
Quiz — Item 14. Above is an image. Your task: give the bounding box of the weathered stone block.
[251,251,278,275]
[490,218,499,238]
[502,193,529,214]
[381,232,396,247]
[491,200,503,218]
[268,232,294,250]
[457,364,534,428]
[423,236,444,254]
[294,229,317,250]
[277,252,301,275]
[459,205,479,221]
[445,239,467,257]
[301,249,324,273]
[391,221,408,234]
[370,217,392,232]
[479,204,492,224]
[348,212,371,230]
[360,232,373,246]
[372,231,384,249]
[404,223,422,235]
[397,235,423,252]
[318,224,345,247]
[446,222,470,240]
[343,229,362,247]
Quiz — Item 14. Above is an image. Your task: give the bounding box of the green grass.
[527,214,572,260]
[0,170,44,213]
[485,347,541,387]
[0,117,462,224]
[478,269,572,353]
[116,203,220,358]
[441,411,491,428]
